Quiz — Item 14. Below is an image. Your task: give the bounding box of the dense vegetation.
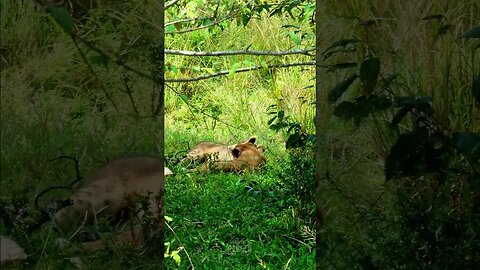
[1,0,479,269]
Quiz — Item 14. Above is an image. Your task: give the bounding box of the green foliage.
[276,148,316,217]
[267,104,314,149]
[319,2,480,268]
[46,5,73,34]
[464,26,480,38]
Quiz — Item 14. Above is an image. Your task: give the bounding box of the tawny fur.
[182,137,257,165]
[191,138,266,172]
[53,157,171,251]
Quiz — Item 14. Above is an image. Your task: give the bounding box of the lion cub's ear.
[232,148,241,158]
[248,137,256,144]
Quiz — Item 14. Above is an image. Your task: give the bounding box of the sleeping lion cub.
[183,136,266,172]
[53,157,172,251]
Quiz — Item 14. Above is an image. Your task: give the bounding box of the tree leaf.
[288,31,302,45]
[437,24,453,38]
[359,57,380,94]
[464,26,480,38]
[323,39,361,54]
[179,94,188,103]
[328,74,358,103]
[323,47,356,60]
[165,25,177,33]
[473,75,480,104]
[385,128,446,180]
[267,116,277,125]
[390,105,412,128]
[242,11,251,26]
[286,132,307,149]
[228,63,241,78]
[46,5,73,34]
[394,96,434,116]
[454,132,480,166]
[332,101,357,118]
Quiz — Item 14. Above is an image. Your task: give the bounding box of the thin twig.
[72,37,119,112]
[121,73,140,117]
[166,61,316,82]
[165,48,316,56]
[165,221,195,270]
[281,234,313,249]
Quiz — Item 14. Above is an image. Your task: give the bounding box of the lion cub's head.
[229,138,266,171]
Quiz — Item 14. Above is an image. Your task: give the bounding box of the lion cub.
[184,137,266,172]
[52,157,172,251]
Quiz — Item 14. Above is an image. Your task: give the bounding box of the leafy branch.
[165,1,252,34]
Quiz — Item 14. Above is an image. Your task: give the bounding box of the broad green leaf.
[328,74,358,103]
[179,94,188,103]
[172,250,181,265]
[359,57,380,94]
[202,18,214,26]
[242,11,252,26]
[228,63,241,78]
[46,5,73,34]
[288,31,302,45]
[170,65,179,73]
[165,25,177,33]
[260,61,269,71]
[464,26,480,38]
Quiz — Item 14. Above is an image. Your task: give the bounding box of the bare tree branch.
[165,61,316,82]
[74,33,320,85]
[166,48,316,56]
[165,0,180,10]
